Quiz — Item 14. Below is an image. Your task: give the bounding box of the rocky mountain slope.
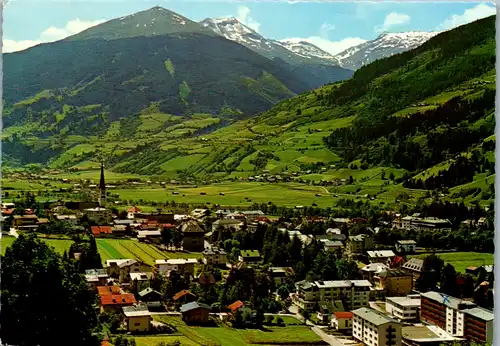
[200,17,352,84]
[333,31,440,70]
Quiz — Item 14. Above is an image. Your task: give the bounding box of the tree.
[1,234,99,346]
[440,264,457,296]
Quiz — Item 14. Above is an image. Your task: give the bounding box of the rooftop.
[334,312,353,319]
[397,240,417,245]
[362,263,390,273]
[97,286,121,296]
[386,296,421,307]
[402,258,424,272]
[105,259,138,268]
[402,325,457,342]
[461,307,494,321]
[421,291,476,310]
[352,307,399,326]
[122,304,151,317]
[100,294,136,306]
[367,250,395,258]
[155,258,198,265]
[240,250,261,258]
[180,301,211,313]
[203,247,227,255]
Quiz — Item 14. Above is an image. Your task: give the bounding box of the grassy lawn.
[153,316,322,346]
[409,252,494,273]
[134,335,199,346]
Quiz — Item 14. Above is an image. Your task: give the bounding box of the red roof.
[97,286,121,296]
[228,300,244,312]
[100,294,136,306]
[128,206,141,213]
[1,208,15,215]
[161,223,174,228]
[256,217,271,223]
[334,312,353,319]
[173,289,196,301]
[91,226,113,235]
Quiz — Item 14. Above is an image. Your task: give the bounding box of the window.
[134,322,141,326]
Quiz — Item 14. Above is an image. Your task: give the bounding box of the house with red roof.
[100,294,136,313]
[173,289,197,304]
[97,285,122,296]
[227,300,244,314]
[127,206,142,219]
[91,226,113,236]
[331,312,353,331]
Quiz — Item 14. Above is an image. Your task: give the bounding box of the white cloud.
[319,23,335,39]
[282,36,367,56]
[3,18,105,53]
[438,3,496,30]
[236,6,261,32]
[375,12,410,33]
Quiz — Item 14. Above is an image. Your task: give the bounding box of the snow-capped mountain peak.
[333,30,441,70]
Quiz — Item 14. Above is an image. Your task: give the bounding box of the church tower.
[99,161,106,207]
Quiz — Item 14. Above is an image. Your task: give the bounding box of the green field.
[409,252,494,273]
[151,315,322,346]
[134,335,199,346]
[1,236,201,265]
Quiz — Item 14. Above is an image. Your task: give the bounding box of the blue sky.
[3,0,496,54]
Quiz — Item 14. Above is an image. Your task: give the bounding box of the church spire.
[99,161,106,207]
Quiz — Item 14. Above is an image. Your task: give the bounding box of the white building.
[331,312,353,331]
[367,250,396,263]
[401,216,451,231]
[385,296,421,322]
[352,307,402,346]
[154,259,198,276]
[395,240,417,253]
[84,207,112,223]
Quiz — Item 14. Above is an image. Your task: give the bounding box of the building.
[85,269,109,289]
[367,250,396,264]
[238,250,262,265]
[105,259,152,283]
[12,214,39,229]
[122,304,152,332]
[321,239,343,252]
[241,210,265,221]
[180,221,205,252]
[135,211,175,224]
[348,234,374,253]
[127,206,141,219]
[91,226,113,237]
[138,287,163,310]
[154,259,197,277]
[402,258,424,285]
[100,294,136,313]
[97,285,122,296]
[173,290,197,304]
[269,267,293,286]
[137,230,162,241]
[331,312,353,331]
[130,272,152,291]
[386,296,421,322]
[293,280,372,312]
[180,302,212,324]
[191,208,209,219]
[362,263,390,282]
[212,219,243,232]
[374,270,413,297]
[228,300,245,314]
[420,291,493,344]
[395,240,417,254]
[202,247,227,266]
[352,307,402,346]
[55,214,78,225]
[401,216,451,232]
[84,207,113,223]
[401,325,459,346]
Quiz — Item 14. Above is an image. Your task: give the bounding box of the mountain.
[276,39,340,65]
[333,31,440,70]
[67,6,216,41]
[200,17,353,83]
[3,6,356,166]
[101,15,493,205]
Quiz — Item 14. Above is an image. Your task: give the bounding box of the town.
[1,164,494,346]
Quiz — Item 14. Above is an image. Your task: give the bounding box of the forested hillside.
[3,15,496,206]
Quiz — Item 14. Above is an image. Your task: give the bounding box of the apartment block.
[293,279,372,312]
[420,291,493,344]
[385,296,420,322]
[352,307,402,346]
[154,259,198,277]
